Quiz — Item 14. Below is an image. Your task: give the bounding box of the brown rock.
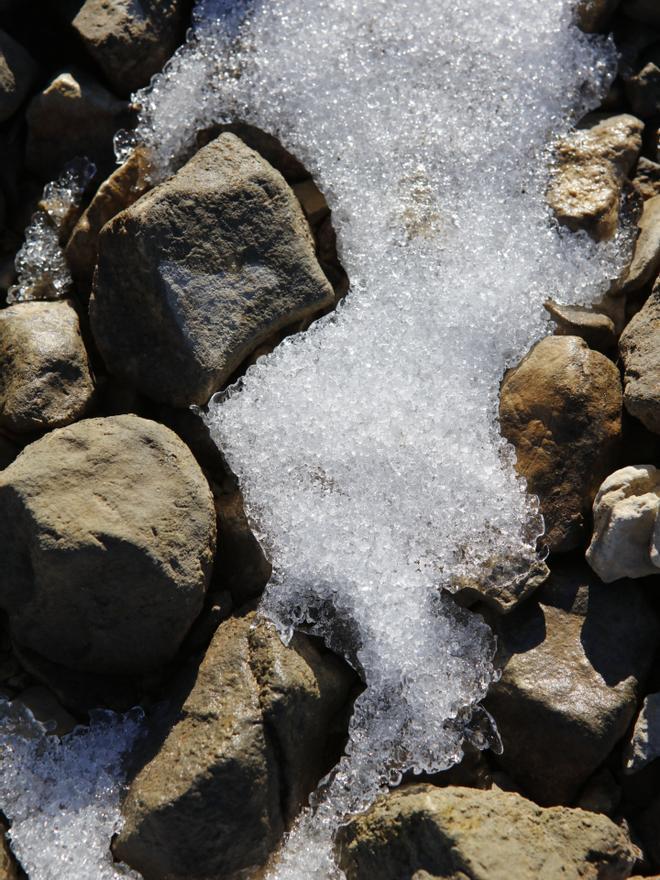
[575,0,622,32]
[213,488,272,605]
[545,299,617,352]
[0,300,95,433]
[0,819,18,880]
[621,194,660,293]
[633,156,660,200]
[499,335,622,552]
[0,30,37,123]
[619,278,660,432]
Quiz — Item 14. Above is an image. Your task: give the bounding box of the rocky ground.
[0,0,660,878]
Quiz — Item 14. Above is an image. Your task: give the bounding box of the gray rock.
[336,784,637,880]
[624,692,660,774]
[91,133,334,407]
[0,300,95,434]
[0,30,37,123]
[545,299,617,352]
[114,612,355,880]
[620,279,660,433]
[484,559,658,805]
[633,156,660,200]
[0,415,216,675]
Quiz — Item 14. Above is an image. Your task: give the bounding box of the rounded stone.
[0,415,216,675]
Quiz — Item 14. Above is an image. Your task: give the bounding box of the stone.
[624,692,660,774]
[0,415,216,675]
[0,819,18,880]
[625,49,660,118]
[0,437,17,470]
[336,784,637,880]
[586,465,660,581]
[499,335,622,553]
[0,300,95,434]
[13,685,77,737]
[213,488,272,606]
[450,556,549,614]
[547,114,644,241]
[65,148,152,294]
[621,0,660,28]
[619,280,660,433]
[634,157,660,200]
[0,30,36,123]
[70,0,188,96]
[621,195,660,294]
[484,558,658,805]
[91,133,334,407]
[575,0,622,33]
[25,70,131,180]
[114,613,355,880]
[545,299,617,352]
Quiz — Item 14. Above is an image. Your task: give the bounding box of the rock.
[70,0,188,96]
[0,300,95,434]
[547,114,644,241]
[621,194,660,294]
[0,30,36,123]
[0,415,216,675]
[545,299,617,352]
[336,784,637,880]
[114,613,355,880]
[65,148,152,294]
[13,684,77,737]
[0,437,17,470]
[637,794,660,868]
[0,819,18,880]
[625,47,660,118]
[622,0,660,28]
[619,280,660,433]
[450,556,549,615]
[586,465,660,581]
[484,559,658,805]
[26,70,131,180]
[213,488,272,606]
[634,157,660,200]
[576,768,621,816]
[624,692,660,774]
[91,133,334,407]
[575,0,622,32]
[499,335,622,553]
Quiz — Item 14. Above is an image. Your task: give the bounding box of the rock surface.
[0,415,216,675]
[633,156,660,200]
[114,612,355,880]
[485,559,658,804]
[586,465,660,581]
[0,300,95,433]
[546,113,643,240]
[624,692,660,774]
[336,784,637,880]
[620,279,660,433]
[621,194,660,293]
[0,30,36,123]
[575,0,621,32]
[499,335,622,552]
[625,47,660,118]
[545,299,617,351]
[91,133,335,407]
[0,820,18,880]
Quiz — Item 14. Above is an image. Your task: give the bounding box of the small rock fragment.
[545,299,617,351]
[624,692,660,774]
[0,301,95,433]
[633,156,660,200]
[621,194,660,293]
[0,30,36,123]
[450,556,549,614]
[619,279,660,433]
[587,465,660,581]
[499,335,622,552]
[336,784,638,880]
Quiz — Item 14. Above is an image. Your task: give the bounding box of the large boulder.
[0,415,216,675]
[485,559,658,804]
[633,156,660,200]
[499,335,622,552]
[0,30,36,123]
[91,133,335,407]
[114,613,355,880]
[336,784,637,880]
[586,465,660,581]
[0,300,95,434]
[619,279,660,433]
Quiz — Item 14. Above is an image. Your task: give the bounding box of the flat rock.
[619,279,660,433]
[586,465,660,581]
[71,0,188,96]
[621,194,660,294]
[114,612,355,880]
[624,692,660,774]
[484,558,658,804]
[499,335,622,553]
[0,300,95,433]
[0,30,37,123]
[547,114,643,241]
[545,299,617,351]
[336,784,637,880]
[0,414,216,675]
[91,133,334,407]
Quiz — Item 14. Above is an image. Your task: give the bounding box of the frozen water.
[122,0,631,876]
[0,699,143,880]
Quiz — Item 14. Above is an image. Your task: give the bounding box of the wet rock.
[0,415,216,675]
[587,465,660,581]
[547,113,643,241]
[336,784,637,880]
[0,300,95,434]
[621,194,660,294]
[25,70,131,180]
[624,692,660,774]
[575,0,621,32]
[499,335,622,553]
[622,0,660,29]
[114,613,355,880]
[91,133,334,407]
[70,0,188,96]
[545,299,617,352]
[619,279,660,433]
[576,767,621,816]
[484,559,658,805]
[633,156,660,200]
[0,30,36,123]
[65,148,152,294]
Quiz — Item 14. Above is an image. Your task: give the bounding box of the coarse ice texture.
[117,0,633,876]
[0,699,142,880]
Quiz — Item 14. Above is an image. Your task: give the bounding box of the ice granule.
[0,699,143,880]
[7,159,95,304]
